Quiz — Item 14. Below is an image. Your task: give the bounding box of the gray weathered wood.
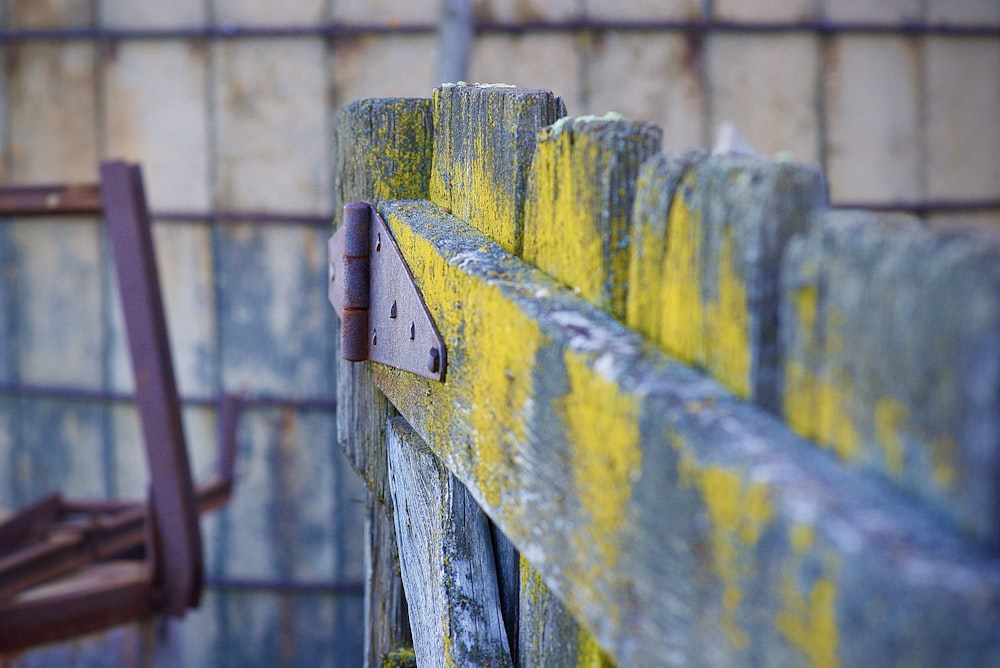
[518,560,616,668]
[387,415,512,668]
[781,209,1000,545]
[489,522,520,667]
[363,493,412,667]
[332,97,434,666]
[372,198,1000,667]
[332,97,433,493]
[626,153,827,412]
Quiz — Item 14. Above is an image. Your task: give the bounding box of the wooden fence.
[333,84,1000,667]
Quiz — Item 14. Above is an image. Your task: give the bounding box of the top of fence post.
[522,114,662,320]
[429,83,565,256]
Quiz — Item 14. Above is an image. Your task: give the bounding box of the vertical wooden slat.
[522,115,661,320]
[628,154,826,411]
[429,83,565,255]
[387,415,512,668]
[625,151,707,343]
[780,209,1000,545]
[518,558,617,668]
[331,96,433,666]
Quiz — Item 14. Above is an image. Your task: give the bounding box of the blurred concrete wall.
[0,0,997,665]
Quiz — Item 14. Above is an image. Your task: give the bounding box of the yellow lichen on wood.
[658,188,703,367]
[625,167,668,341]
[523,115,660,320]
[366,100,434,203]
[874,398,907,477]
[697,467,773,648]
[380,204,545,511]
[429,85,563,255]
[704,228,751,398]
[657,179,751,398]
[524,125,608,311]
[783,288,860,462]
[438,122,521,253]
[558,352,642,600]
[776,575,840,668]
[466,291,545,509]
[672,430,775,653]
[576,626,619,668]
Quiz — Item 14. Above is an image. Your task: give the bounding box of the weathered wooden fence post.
[332,97,433,666]
[332,83,1000,667]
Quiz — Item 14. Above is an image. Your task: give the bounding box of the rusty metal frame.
[0,162,237,653]
[328,201,447,382]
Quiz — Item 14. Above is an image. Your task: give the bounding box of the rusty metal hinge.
[328,201,446,382]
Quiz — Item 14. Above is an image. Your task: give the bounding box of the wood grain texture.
[370,199,1000,667]
[387,415,512,668]
[363,493,412,668]
[518,558,617,668]
[522,115,662,320]
[781,209,1000,545]
[429,83,565,255]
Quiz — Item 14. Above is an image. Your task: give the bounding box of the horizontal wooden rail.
[367,198,1000,667]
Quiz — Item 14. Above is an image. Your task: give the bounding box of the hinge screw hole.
[376,233,381,252]
[372,330,377,346]
[390,300,397,319]
[410,322,415,340]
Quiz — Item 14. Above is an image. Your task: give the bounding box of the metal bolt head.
[427,347,440,374]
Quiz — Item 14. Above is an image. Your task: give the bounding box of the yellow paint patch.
[559,352,642,590]
[874,398,908,477]
[776,576,840,668]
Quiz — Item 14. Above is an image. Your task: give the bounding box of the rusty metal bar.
[0,19,997,42]
[153,209,332,228]
[0,505,148,601]
[0,562,154,655]
[3,199,997,230]
[832,198,1000,216]
[0,382,336,412]
[100,161,202,615]
[204,577,365,596]
[0,183,102,216]
[0,440,239,603]
[8,207,326,227]
[0,494,62,553]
